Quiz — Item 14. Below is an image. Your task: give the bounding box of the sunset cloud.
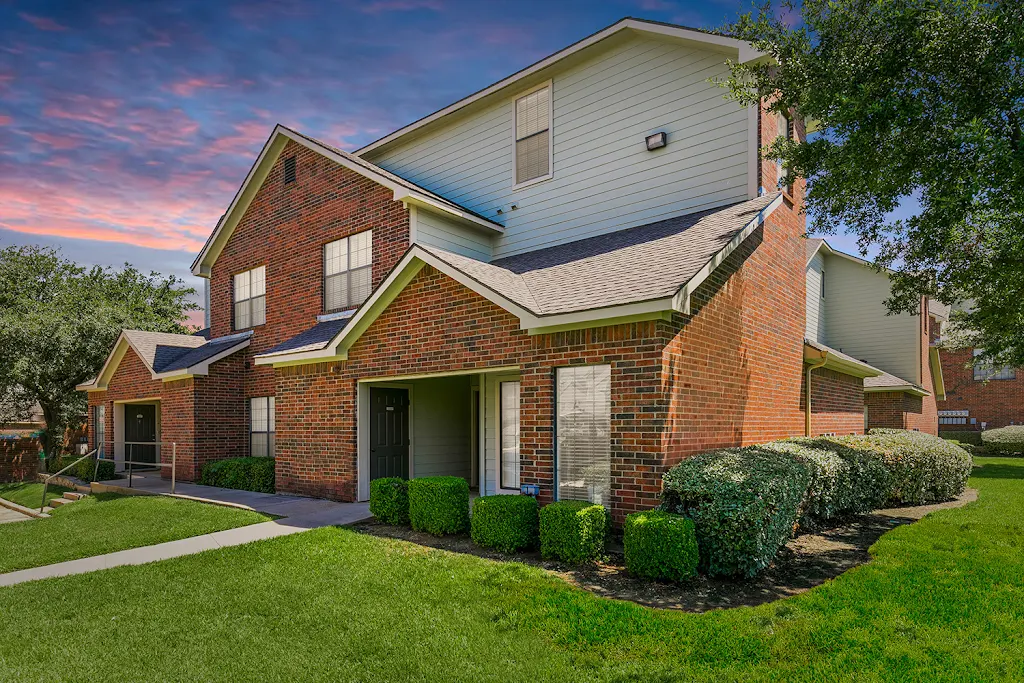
[19,13,68,31]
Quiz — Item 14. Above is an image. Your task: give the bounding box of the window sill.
[512,173,553,192]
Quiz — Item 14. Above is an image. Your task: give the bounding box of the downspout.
[805,353,828,437]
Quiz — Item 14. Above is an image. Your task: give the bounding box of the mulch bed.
[352,489,977,612]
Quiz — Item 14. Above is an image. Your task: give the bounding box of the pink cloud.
[166,77,226,97]
[0,115,11,126]
[205,120,272,157]
[43,95,123,127]
[27,131,84,150]
[19,13,69,32]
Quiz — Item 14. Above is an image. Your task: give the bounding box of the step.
[48,498,71,507]
[62,492,85,501]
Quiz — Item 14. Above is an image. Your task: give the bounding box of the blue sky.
[0,0,863,321]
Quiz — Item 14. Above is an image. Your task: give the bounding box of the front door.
[124,404,157,466]
[369,387,409,481]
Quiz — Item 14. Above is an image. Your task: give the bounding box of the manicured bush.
[56,455,116,482]
[941,431,983,447]
[981,426,1024,455]
[539,500,608,564]
[623,510,698,582]
[661,447,809,578]
[471,495,539,553]
[199,457,275,494]
[852,429,972,504]
[369,477,409,525]
[408,476,469,536]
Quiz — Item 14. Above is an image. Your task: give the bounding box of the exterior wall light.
[645,131,667,150]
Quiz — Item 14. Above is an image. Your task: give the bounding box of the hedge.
[56,455,116,482]
[940,431,983,447]
[408,476,469,535]
[981,426,1024,455]
[369,477,409,525]
[539,500,607,564]
[845,429,972,505]
[198,457,275,493]
[661,447,809,578]
[471,495,538,553]
[623,510,698,582]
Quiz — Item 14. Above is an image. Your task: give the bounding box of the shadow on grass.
[972,463,1024,480]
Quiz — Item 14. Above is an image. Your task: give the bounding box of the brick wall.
[805,368,865,435]
[940,347,1024,430]
[0,437,40,483]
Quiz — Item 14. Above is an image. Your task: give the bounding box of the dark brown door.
[125,404,157,465]
[369,387,409,481]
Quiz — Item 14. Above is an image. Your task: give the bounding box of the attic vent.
[283,156,297,184]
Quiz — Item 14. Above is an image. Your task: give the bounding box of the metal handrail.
[96,441,176,494]
[40,449,96,512]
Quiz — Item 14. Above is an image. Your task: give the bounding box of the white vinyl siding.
[499,381,520,490]
[233,266,265,330]
[364,34,750,259]
[805,252,826,343]
[514,85,551,185]
[822,255,921,383]
[556,365,611,506]
[324,231,373,312]
[411,376,472,479]
[414,209,493,261]
[973,349,1016,381]
[250,396,275,458]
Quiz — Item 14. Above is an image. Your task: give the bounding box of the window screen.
[777,112,790,190]
[974,349,1016,381]
[233,266,266,330]
[499,381,521,490]
[94,404,105,458]
[556,365,611,506]
[515,86,550,185]
[250,396,276,458]
[325,230,373,312]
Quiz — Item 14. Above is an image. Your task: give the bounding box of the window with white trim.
[499,381,521,490]
[973,349,1016,381]
[94,404,105,458]
[556,365,611,506]
[250,396,275,458]
[777,112,792,192]
[324,230,373,312]
[514,85,551,186]
[233,266,266,330]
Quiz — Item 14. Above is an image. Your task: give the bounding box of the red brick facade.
[939,347,1024,430]
[805,369,865,436]
[0,437,40,483]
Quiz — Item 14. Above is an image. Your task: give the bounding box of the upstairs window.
[233,266,266,330]
[250,396,275,457]
[324,230,373,312]
[974,349,1016,381]
[777,112,792,192]
[514,84,551,186]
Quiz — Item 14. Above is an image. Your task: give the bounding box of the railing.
[99,441,178,495]
[40,449,96,512]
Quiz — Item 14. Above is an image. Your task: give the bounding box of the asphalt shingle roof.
[122,330,249,374]
[422,193,781,318]
[261,316,353,356]
[864,370,925,392]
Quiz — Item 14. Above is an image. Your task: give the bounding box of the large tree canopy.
[722,0,1024,366]
[0,245,197,458]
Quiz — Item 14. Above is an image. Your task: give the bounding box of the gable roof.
[77,330,252,391]
[864,369,930,397]
[256,193,783,366]
[190,124,503,278]
[355,17,764,157]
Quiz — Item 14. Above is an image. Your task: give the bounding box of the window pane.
[251,397,268,432]
[556,365,611,507]
[325,238,347,277]
[268,397,275,433]
[235,300,250,330]
[516,132,549,184]
[516,87,549,140]
[325,273,348,311]
[350,230,372,269]
[250,266,266,297]
[350,267,372,306]
[500,381,520,490]
[251,432,268,458]
[251,295,266,326]
[234,271,249,303]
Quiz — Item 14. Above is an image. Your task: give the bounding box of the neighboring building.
[79,18,842,523]
[804,239,944,435]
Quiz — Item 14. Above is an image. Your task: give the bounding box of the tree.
[0,245,197,461]
[720,0,1024,367]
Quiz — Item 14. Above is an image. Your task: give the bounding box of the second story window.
[233,265,266,330]
[324,230,373,312]
[514,84,551,186]
[777,112,792,192]
[974,349,1016,381]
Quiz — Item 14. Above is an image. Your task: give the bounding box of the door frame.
[112,397,161,471]
[359,382,414,499]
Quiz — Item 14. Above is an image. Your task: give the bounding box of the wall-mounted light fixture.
[645,131,667,151]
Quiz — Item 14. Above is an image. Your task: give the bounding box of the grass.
[0,458,1022,681]
[0,493,270,574]
[0,481,72,509]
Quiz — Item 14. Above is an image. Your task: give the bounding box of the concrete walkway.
[0,475,370,587]
[0,506,30,524]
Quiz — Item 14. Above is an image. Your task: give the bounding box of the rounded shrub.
[408,476,470,536]
[981,426,1024,455]
[539,500,607,564]
[471,495,538,552]
[57,455,117,482]
[623,510,697,582]
[857,429,973,504]
[199,457,275,493]
[661,447,809,578]
[369,477,409,525]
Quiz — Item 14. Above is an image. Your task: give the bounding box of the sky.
[0,0,860,324]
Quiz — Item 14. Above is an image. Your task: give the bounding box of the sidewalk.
[0,476,370,587]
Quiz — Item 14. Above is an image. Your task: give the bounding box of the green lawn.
[0,481,73,509]
[0,493,270,574]
[0,459,1022,682]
